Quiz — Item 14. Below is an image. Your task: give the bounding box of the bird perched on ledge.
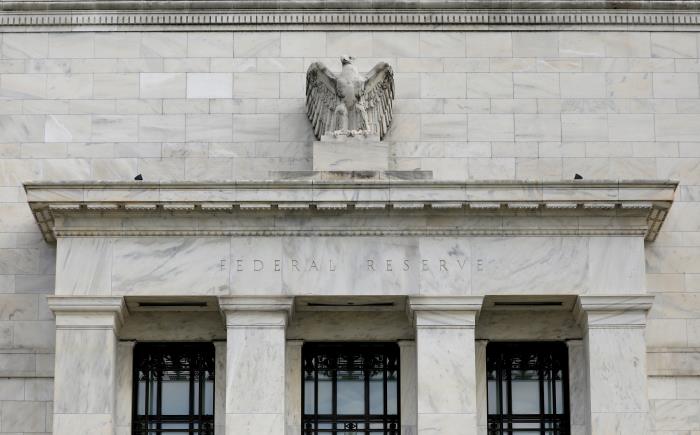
[306,55,395,140]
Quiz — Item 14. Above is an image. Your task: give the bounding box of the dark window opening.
[132,342,215,435]
[302,342,400,435]
[487,342,570,435]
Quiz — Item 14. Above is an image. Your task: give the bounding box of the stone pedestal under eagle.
[306,56,395,140]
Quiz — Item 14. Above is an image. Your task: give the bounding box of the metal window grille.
[302,342,400,435]
[487,342,570,435]
[132,342,215,435]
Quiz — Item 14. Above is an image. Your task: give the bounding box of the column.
[214,341,227,435]
[574,295,654,435]
[115,341,135,435]
[48,296,127,435]
[285,340,303,435]
[398,340,417,435]
[219,296,294,435]
[474,340,488,435]
[408,296,484,435]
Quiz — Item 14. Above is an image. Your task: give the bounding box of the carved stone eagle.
[306,55,394,140]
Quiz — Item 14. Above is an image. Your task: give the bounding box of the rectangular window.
[487,342,570,435]
[133,342,215,435]
[302,342,400,435]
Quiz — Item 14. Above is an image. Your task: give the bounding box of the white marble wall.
[2,28,700,435]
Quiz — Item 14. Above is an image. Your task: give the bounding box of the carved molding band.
[2,0,700,30]
[24,180,677,243]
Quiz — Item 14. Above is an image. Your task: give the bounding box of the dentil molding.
[1,0,700,30]
[24,179,677,243]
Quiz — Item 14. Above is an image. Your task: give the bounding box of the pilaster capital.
[573,295,654,330]
[407,296,484,329]
[218,296,294,328]
[47,296,128,331]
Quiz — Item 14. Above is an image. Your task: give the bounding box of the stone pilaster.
[219,296,294,435]
[285,340,304,435]
[48,296,127,435]
[574,295,654,435]
[408,296,484,435]
[115,341,135,435]
[213,341,227,435]
[398,340,417,435]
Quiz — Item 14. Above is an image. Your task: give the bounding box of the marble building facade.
[1,1,700,435]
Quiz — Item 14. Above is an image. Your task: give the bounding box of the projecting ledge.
[24,179,678,243]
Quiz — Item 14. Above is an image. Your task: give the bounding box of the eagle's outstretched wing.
[306,62,340,140]
[362,62,395,139]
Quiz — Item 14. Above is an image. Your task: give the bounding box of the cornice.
[24,179,677,243]
[1,0,700,30]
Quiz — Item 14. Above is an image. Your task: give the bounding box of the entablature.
[2,0,700,30]
[25,179,677,243]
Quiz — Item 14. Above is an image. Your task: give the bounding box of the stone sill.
[25,179,677,243]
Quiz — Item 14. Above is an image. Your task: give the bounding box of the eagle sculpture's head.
[340,55,355,65]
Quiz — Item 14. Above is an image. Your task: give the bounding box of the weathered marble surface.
[409,296,482,435]
[576,295,653,435]
[58,235,646,297]
[48,296,126,435]
[220,297,292,435]
[312,136,389,171]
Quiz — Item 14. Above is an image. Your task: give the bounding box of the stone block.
[141,32,187,57]
[1,33,48,58]
[94,73,140,99]
[420,73,466,98]
[44,115,91,143]
[605,32,651,58]
[656,115,700,141]
[467,73,513,98]
[421,114,467,141]
[468,114,514,141]
[140,73,186,99]
[138,115,186,142]
[559,33,606,57]
[372,32,419,57]
[313,135,388,171]
[233,73,279,98]
[466,33,512,57]
[186,73,233,99]
[654,73,700,98]
[419,32,465,57]
[0,73,46,99]
[47,74,93,99]
[606,73,653,98]
[234,32,280,57]
[94,33,141,58]
[186,114,233,142]
[514,114,561,142]
[1,400,46,432]
[562,114,608,141]
[514,73,560,98]
[0,115,45,143]
[560,73,606,98]
[608,114,655,141]
[280,32,326,57]
[652,33,698,58]
[187,33,233,57]
[91,116,138,142]
[512,32,559,57]
[48,33,94,58]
